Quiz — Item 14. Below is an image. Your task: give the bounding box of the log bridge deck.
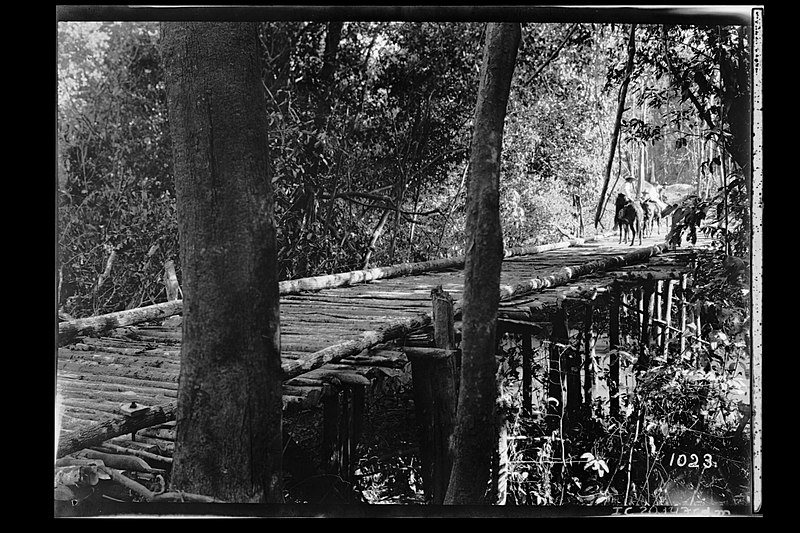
[55,232,703,468]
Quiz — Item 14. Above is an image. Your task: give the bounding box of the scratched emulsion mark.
[750,6,763,515]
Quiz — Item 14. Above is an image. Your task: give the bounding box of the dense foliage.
[57,21,629,317]
[57,18,755,508]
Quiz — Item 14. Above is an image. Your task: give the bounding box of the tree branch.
[524,23,579,85]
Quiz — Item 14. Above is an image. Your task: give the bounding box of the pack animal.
[615,193,643,246]
[641,199,662,237]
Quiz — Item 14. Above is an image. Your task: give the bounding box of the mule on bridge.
[615,193,643,246]
[641,199,662,237]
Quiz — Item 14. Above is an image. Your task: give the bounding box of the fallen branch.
[102,466,224,503]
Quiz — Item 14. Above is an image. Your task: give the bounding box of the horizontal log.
[404,347,459,360]
[497,243,670,303]
[284,376,325,388]
[58,237,599,346]
[56,402,177,459]
[93,443,173,465]
[282,312,432,380]
[497,318,544,335]
[321,372,371,387]
[59,301,184,347]
[611,270,686,280]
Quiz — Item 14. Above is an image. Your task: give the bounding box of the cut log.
[94,442,173,465]
[58,300,184,347]
[280,238,588,296]
[497,243,669,303]
[282,313,432,380]
[57,235,615,348]
[56,403,177,459]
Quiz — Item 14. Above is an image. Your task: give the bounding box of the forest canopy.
[57,19,753,319]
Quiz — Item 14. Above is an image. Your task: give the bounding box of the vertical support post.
[321,375,369,493]
[637,285,644,333]
[548,301,569,429]
[661,280,675,360]
[321,383,340,476]
[678,274,688,357]
[566,311,582,417]
[494,419,508,505]
[432,286,456,350]
[609,282,621,419]
[637,277,656,371]
[407,286,457,504]
[583,300,595,411]
[654,280,664,351]
[522,332,533,415]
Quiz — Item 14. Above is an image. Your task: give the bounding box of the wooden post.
[609,282,621,419]
[321,374,369,492]
[547,302,569,428]
[654,280,663,351]
[407,287,458,504]
[522,332,533,415]
[566,319,582,417]
[321,383,341,476]
[583,301,595,411]
[678,274,688,357]
[661,280,675,360]
[636,286,643,334]
[494,418,509,505]
[637,278,656,371]
[432,286,456,350]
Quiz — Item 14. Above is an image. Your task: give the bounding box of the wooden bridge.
[55,231,706,493]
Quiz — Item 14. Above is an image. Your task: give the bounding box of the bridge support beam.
[407,286,458,504]
[320,373,369,497]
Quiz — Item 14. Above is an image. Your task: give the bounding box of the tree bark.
[594,24,636,228]
[444,22,520,505]
[161,22,283,503]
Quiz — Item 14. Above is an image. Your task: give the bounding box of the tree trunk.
[444,22,520,506]
[161,22,283,503]
[594,24,636,228]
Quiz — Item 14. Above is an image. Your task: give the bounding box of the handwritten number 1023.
[668,452,714,468]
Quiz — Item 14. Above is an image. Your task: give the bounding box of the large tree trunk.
[594,24,637,228]
[444,22,520,505]
[161,22,283,503]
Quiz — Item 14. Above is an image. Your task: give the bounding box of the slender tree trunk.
[594,24,637,228]
[161,22,283,503]
[444,22,520,505]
